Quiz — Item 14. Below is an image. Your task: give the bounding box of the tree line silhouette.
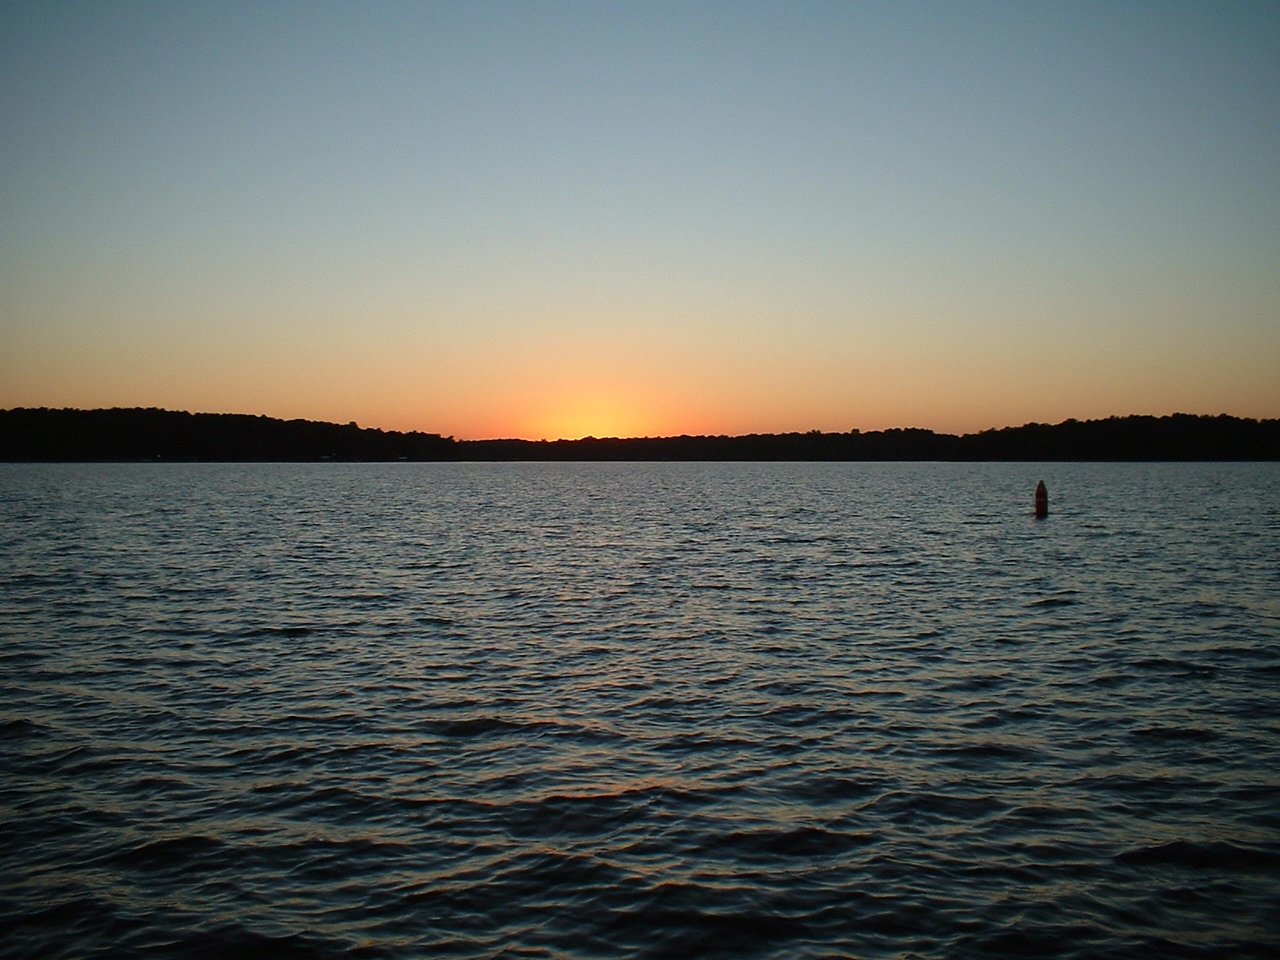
[2,407,1277,461]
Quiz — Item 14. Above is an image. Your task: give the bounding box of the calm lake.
[2,461,1278,959]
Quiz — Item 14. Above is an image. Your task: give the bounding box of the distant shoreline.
[2,407,1278,462]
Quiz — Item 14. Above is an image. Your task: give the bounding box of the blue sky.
[2,1,1277,438]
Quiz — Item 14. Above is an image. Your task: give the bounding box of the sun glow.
[530,392,662,441]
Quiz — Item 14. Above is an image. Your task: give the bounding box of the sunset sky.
[2,1,1277,440]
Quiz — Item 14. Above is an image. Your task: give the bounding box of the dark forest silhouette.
[2,407,1278,461]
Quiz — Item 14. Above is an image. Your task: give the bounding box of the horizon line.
[3,404,1275,445]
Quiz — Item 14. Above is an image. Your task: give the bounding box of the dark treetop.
[2,407,1278,462]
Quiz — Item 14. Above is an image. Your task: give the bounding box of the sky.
[2,1,1277,440]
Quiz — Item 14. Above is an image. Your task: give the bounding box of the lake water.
[2,461,1278,959]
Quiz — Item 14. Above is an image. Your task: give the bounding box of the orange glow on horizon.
[524,391,667,441]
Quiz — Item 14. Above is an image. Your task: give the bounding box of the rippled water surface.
[2,461,1279,959]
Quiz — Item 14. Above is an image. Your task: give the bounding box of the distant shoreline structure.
[2,407,1278,462]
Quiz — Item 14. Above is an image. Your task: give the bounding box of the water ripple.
[1,461,1278,959]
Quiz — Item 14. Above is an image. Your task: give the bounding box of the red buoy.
[1034,480,1048,518]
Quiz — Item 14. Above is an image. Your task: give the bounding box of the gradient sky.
[3,1,1277,440]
